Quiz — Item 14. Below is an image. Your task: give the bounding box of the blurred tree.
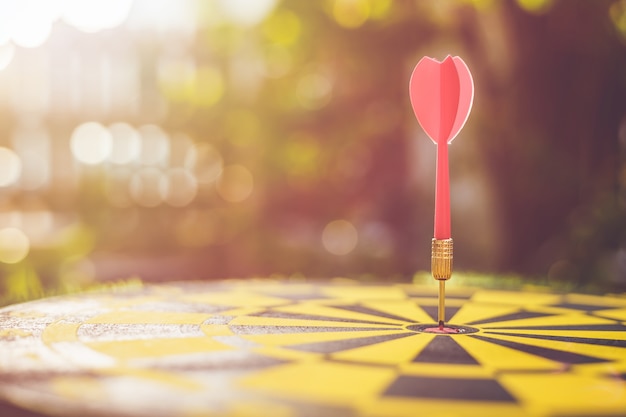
[179,0,626,283]
[467,0,626,283]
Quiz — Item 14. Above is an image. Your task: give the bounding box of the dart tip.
[438,280,445,327]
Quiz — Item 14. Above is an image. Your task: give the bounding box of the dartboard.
[0,280,625,417]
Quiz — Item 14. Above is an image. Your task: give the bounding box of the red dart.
[409,55,474,327]
[409,55,474,239]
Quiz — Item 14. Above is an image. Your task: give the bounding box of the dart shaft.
[434,143,450,239]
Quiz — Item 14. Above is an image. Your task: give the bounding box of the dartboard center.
[406,324,480,334]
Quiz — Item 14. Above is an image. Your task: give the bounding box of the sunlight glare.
[70,122,112,165]
[217,0,277,26]
[62,0,133,33]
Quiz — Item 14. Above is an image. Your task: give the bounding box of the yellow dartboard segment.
[0,280,625,417]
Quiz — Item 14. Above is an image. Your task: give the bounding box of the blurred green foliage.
[1,0,625,306]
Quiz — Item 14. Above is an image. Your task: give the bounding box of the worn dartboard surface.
[0,280,625,417]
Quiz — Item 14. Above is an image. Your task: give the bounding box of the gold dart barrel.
[432,238,453,326]
[431,238,453,280]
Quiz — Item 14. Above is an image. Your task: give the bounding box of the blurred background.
[0,0,624,303]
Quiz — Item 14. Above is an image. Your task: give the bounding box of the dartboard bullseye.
[0,281,625,417]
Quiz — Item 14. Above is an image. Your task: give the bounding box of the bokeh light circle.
[11,17,52,48]
[297,72,332,110]
[0,43,14,71]
[263,10,301,45]
[108,123,140,165]
[192,143,223,183]
[19,151,49,190]
[62,0,134,33]
[516,0,554,14]
[216,164,254,203]
[129,168,165,207]
[322,219,358,255]
[0,147,22,187]
[138,124,170,166]
[0,227,30,264]
[262,45,292,78]
[163,168,197,207]
[70,122,112,165]
[217,0,278,26]
[332,0,370,28]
